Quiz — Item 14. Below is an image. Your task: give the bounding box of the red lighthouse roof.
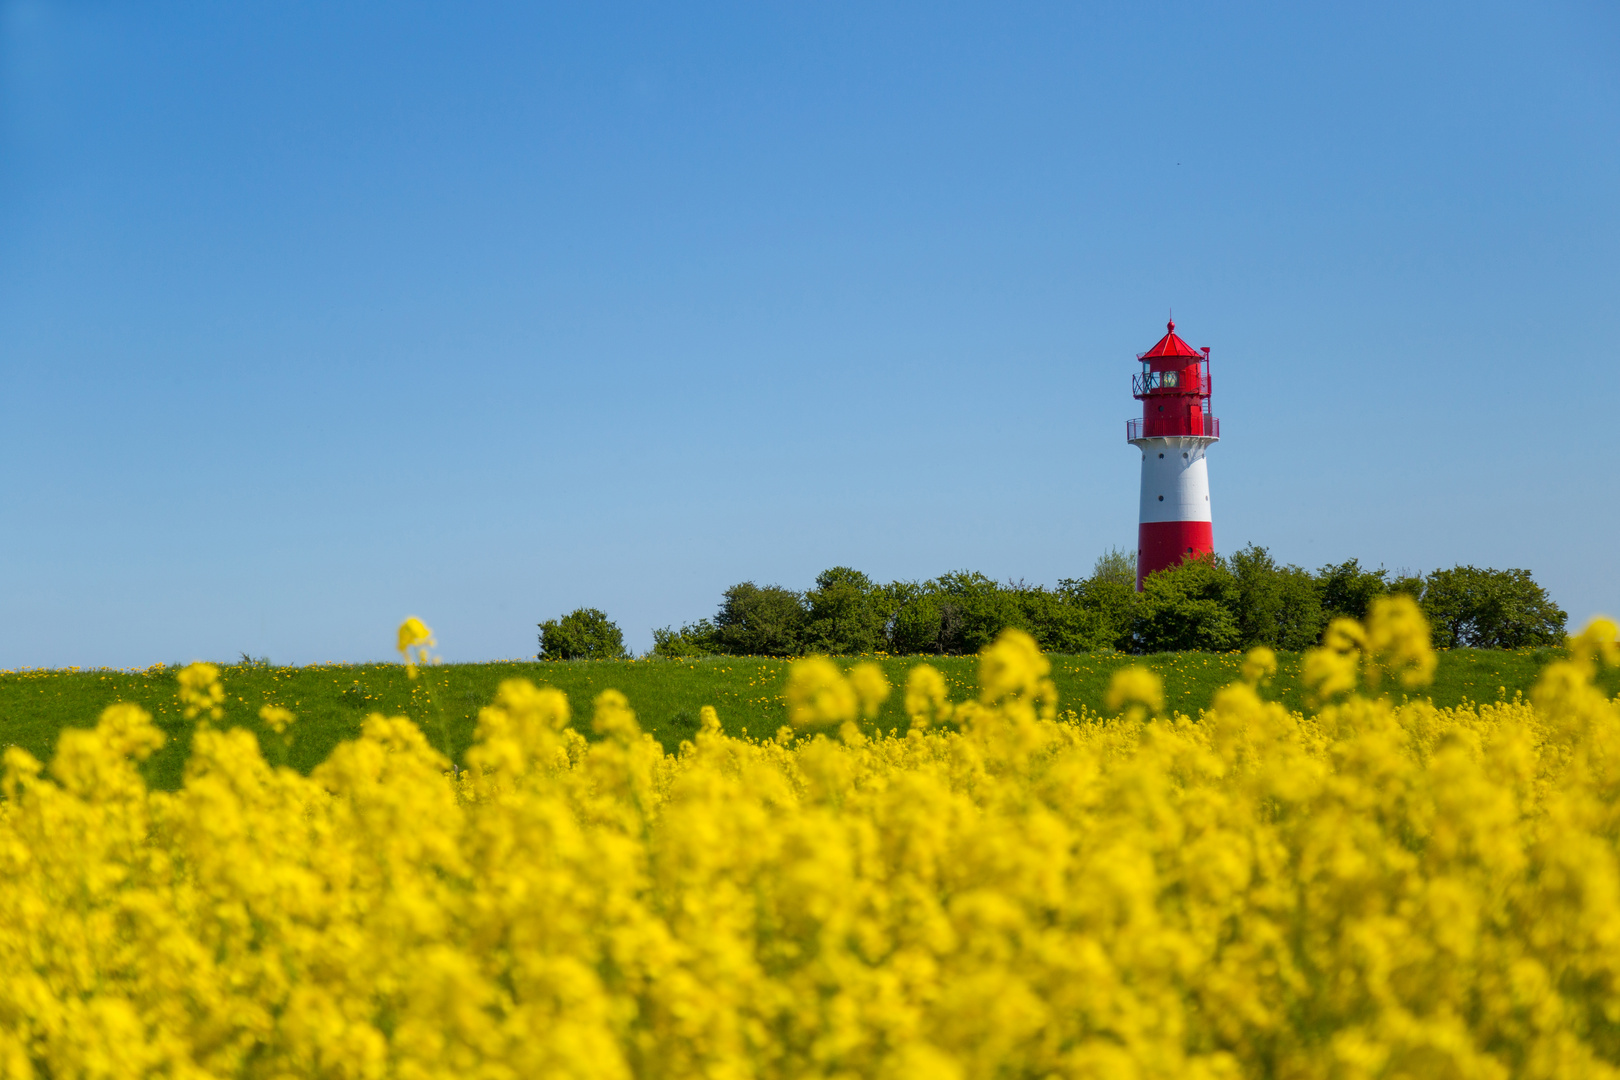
[1139,319,1204,360]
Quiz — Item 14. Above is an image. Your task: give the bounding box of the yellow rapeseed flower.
[1105,664,1164,715]
[1302,616,1363,701]
[1363,593,1436,688]
[177,661,224,720]
[396,616,436,678]
[904,664,950,728]
[977,627,1049,704]
[1240,645,1277,687]
[785,655,857,727]
[848,661,891,719]
[258,704,295,734]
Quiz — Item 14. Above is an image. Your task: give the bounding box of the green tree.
[1388,571,1425,599]
[1231,544,1324,650]
[1317,559,1392,623]
[889,591,947,654]
[1421,566,1568,648]
[713,582,808,656]
[650,619,720,658]
[1053,548,1141,653]
[932,571,1029,655]
[1091,547,1137,588]
[804,567,892,655]
[886,572,1028,655]
[538,608,629,660]
[1135,556,1240,653]
[1017,585,1114,653]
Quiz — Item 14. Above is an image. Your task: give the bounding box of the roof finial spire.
[1167,306,1175,334]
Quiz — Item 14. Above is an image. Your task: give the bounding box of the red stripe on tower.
[1125,319,1220,590]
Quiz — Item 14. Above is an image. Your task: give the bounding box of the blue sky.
[2,1,1616,666]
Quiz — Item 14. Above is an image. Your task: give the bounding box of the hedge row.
[539,549,1566,660]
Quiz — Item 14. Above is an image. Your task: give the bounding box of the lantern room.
[1127,320,1218,440]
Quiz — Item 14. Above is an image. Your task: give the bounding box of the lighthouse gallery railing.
[1126,417,1220,441]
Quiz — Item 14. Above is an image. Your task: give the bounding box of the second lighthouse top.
[1128,319,1220,441]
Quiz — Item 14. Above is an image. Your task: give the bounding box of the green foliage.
[1057,548,1141,653]
[1014,585,1114,654]
[537,607,628,661]
[713,582,808,657]
[889,571,1055,656]
[889,590,947,655]
[1230,544,1324,650]
[643,553,1567,659]
[1135,555,1241,652]
[931,571,1031,655]
[1317,558,1392,622]
[804,567,892,655]
[1422,565,1569,648]
[651,619,719,658]
[1388,572,1426,599]
[1091,546,1137,588]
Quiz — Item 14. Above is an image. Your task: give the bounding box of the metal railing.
[1133,370,1212,397]
[1126,416,1221,441]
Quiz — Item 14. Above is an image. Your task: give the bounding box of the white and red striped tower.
[1127,319,1220,589]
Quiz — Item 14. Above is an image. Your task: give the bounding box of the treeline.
[539,548,1568,660]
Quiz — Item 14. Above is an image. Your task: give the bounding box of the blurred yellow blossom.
[176,661,223,720]
[1363,593,1436,688]
[1239,645,1277,686]
[785,655,857,727]
[258,703,295,735]
[1302,616,1363,701]
[977,627,1049,704]
[1105,664,1164,715]
[1568,615,1620,674]
[904,663,950,728]
[848,661,891,719]
[396,615,436,678]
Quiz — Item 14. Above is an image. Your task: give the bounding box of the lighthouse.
[1127,319,1220,589]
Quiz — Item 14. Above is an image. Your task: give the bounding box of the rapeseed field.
[0,646,1578,791]
[2,598,1619,1078]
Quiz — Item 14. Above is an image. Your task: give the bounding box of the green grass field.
[5,647,1611,791]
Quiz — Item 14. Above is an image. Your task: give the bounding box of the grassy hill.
[2,647,1607,790]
